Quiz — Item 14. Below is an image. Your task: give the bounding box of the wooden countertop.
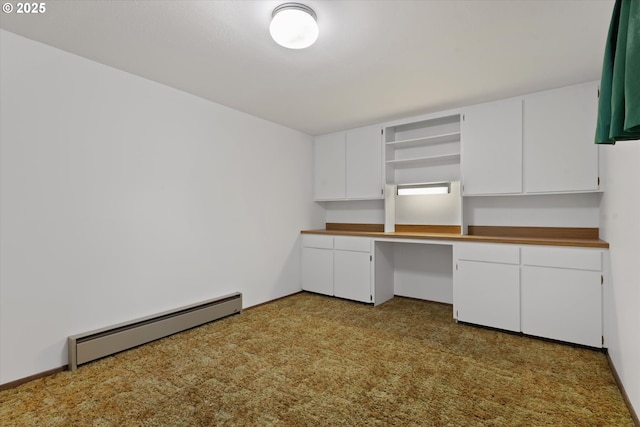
[301,224,609,248]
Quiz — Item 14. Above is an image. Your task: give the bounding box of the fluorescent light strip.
[396,182,451,196]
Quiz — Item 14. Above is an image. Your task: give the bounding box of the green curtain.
[595,0,640,144]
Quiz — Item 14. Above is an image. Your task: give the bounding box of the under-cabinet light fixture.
[397,182,451,196]
[270,3,319,49]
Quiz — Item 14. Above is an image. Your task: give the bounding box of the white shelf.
[386,153,461,167]
[385,112,462,185]
[385,132,460,148]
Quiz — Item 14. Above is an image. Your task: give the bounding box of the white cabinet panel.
[346,125,383,199]
[456,242,520,264]
[462,98,523,195]
[334,236,372,252]
[334,250,372,303]
[302,247,334,296]
[524,83,599,193]
[384,114,461,186]
[522,246,602,271]
[302,234,334,250]
[302,235,375,304]
[454,260,520,332]
[521,266,602,347]
[313,132,345,200]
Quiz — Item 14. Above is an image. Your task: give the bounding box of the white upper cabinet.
[346,125,383,199]
[315,82,600,200]
[313,132,346,200]
[313,125,383,201]
[461,98,523,195]
[523,82,600,193]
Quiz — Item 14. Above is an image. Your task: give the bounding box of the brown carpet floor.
[0,292,633,426]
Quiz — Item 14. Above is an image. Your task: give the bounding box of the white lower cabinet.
[453,243,521,332]
[454,243,604,347]
[334,249,372,303]
[521,246,603,348]
[302,235,374,304]
[334,236,373,303]
[301,235,334,296]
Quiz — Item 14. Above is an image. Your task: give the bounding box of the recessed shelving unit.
[384,113,461,185]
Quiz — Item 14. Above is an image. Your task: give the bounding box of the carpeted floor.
[0,292,634,426]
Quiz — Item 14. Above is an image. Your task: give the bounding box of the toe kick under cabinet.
[454,242,605,348]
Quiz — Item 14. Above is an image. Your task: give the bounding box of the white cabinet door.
[521,266,602,348]
[302,247,334,296]
[523,83,599,193]
[313,132,345,200]
[346,125,383,199]
[454,260,520,332]
[334,250,372,303]
[461,98,523,195]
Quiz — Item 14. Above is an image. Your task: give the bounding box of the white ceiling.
[0,0,614,135]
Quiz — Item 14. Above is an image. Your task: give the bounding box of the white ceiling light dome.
[270,3,319,49]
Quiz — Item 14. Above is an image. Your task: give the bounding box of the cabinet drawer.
[334,236,371,253]
[302,234,334,250]
[455,243,520,264]
[521,246,602,271]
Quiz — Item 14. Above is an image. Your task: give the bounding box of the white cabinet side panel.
[374,242,395,306]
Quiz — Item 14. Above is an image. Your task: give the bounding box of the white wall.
[464,192,602,228]
[323,182,462,227]
[324,200,384,224]
[0,30,323,385]
[395,181,462,226]
[393,243,453,304]
[600,141,640,417]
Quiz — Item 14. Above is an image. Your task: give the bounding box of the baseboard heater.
[68,292,242,371]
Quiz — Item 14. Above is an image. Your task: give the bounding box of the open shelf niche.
[383,112,462,233]
[384,113,461,185]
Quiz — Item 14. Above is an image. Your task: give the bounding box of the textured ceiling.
[0,0,614,135]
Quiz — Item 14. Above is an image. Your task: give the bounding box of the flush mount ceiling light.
[397,182,451,196]
[270,3,319,49]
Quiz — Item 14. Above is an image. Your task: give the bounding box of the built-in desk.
[301,225,609,348]
[301,225,609,249]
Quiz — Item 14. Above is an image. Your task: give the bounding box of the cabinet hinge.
[597,176,600,186]
[370,255,373,262]
[462,114,465,122]
[455,263,458,271]
[601,274,604,285]
[381,128,384,135]
[370,294,373,302]
[381,188,384,196]
[602,335,605,346]
[597,88,600,98]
